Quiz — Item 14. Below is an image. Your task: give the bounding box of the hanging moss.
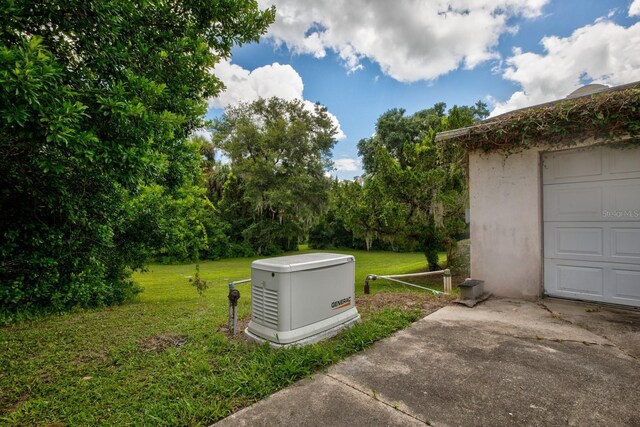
[440,84,640,155]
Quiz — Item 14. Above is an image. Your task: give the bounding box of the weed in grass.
[189,263,209,297]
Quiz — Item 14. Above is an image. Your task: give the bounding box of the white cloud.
[491,20,640,116]
[209,61,303,108]
[210,60,345,140]
[630,0,640,16]
[258,0,549,82]
[333,157,360,172]
[192,128,212,141]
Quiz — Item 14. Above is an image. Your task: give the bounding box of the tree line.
[191,98,487,272]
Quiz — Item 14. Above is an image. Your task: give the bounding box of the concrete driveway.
[214,298,640,427]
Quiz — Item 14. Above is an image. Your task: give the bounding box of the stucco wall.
[469,149,543,299]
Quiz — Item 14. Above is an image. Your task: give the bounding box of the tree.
[310,177,412,252]
[211,97,338,254]
[331,178,406,251]
[357,102,488,269]
[0,1,274,320]
[309,179,359,250]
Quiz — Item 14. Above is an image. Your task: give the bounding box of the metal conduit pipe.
[228,278,251,335]
[364,274,376,294]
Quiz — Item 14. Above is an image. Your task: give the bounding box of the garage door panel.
[544,185,603,221]
[542,146,601,184]
[543,145,640,184]
[545,222,640,263]
[609,146,640,177]
[543,145,640,307]
[544,225,603,258]
[556,263,604,296]
[611,268,640,303]
[544,259,604,298]
[611,228,640,259]
[545,259,640,304]
[609,182,640,213]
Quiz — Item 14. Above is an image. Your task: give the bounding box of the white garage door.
[543,145,640,307]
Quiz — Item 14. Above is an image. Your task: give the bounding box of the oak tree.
[211,97,338,254]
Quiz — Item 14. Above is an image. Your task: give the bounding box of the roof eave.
[435,80,640,144]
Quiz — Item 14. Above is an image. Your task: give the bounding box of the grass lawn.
[0,249,449,426]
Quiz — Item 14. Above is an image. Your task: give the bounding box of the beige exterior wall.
[469,149,544,299]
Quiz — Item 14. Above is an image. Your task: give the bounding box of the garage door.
[543,145,640,307]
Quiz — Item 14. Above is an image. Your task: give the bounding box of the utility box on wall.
[245,253,361,347]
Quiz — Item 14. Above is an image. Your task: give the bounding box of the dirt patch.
[139,333,187,352]
[357,291,455,317]
[0,392,30,417]
[217,317,254,343]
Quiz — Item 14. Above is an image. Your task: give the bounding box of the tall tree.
[211,97,338,254]
[357,102,488,269]
[0,1,274,319]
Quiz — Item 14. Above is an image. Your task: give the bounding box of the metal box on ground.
[245,253,361,347]
[459,279,485,300]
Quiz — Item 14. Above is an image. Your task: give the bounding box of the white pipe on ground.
[365,269,453,295]
[380,270,447,279]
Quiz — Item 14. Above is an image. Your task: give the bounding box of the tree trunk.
[424,215,440,270]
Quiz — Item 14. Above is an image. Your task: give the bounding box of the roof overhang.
[436,81,640,150]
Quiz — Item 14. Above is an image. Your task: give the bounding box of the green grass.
[0,249,443,426]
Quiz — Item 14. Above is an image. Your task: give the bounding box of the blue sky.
[207,0,640,179]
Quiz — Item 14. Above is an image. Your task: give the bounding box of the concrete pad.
[542,298,640,359]
[214,298,640,427]
[213,374,425,427]
[428,298,611,345]
[329,299,639,427]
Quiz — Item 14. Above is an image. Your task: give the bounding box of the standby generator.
[244,253,360,347]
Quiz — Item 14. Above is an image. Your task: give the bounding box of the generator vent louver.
[251,285,278,328]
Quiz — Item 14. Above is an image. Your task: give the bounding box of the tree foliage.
[0,0,274,320]
[308,192,357,250]
[210,97,338,254]
[352,102,488,268]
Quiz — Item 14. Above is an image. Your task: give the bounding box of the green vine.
[446,85,640,155]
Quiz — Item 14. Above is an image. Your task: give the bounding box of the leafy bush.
[0,1,274,321]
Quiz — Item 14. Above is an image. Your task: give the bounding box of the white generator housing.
[245,253,360,347]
